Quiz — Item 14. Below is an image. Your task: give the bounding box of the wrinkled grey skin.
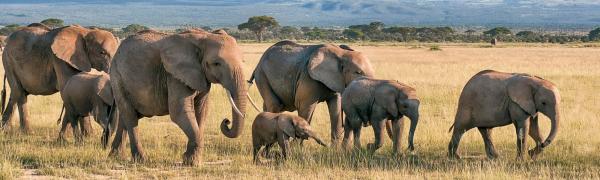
[109,29,248,166]
[1,24,118,134]
[58,70,116,147]
[448,70,561,160]
[249,40,374,146]
[252,112,328,163]
[342,77,420,154]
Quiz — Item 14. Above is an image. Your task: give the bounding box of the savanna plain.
[1,43,599,179]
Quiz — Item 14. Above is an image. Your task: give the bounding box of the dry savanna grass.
[1,43,600,179]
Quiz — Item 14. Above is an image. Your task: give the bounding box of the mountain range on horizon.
[1,0,599,29]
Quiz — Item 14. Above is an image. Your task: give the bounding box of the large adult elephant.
[448,70,560,160]
[109,29,248,166]
[1,24,118,133]
[248,41,374,145]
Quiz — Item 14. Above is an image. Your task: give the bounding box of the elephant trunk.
[309,131,328,147]
[542,108,559,148]
[407,110,419,152]
[220,67,248,138]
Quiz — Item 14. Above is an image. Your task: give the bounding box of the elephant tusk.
[227,91,245,118]
[246,93,261,112]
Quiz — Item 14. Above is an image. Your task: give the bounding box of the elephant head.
[374,82,420,151]
[158,29,247,138]
[51,25,118,72]
[507,75,560,151]
[278,114,328,147]
[308,44,374,92]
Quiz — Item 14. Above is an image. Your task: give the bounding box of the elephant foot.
[182,152,200,166]
[448,153,461,160]
[20,127,32,135]
[108,149,122,159]
[131,153,146,164]
[56,136,68,145]
[367,143,381,153]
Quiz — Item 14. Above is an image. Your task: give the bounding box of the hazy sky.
[1,0,599,27]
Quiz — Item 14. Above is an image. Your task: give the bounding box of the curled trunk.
[542,109,559,148]
[220,68,248,138]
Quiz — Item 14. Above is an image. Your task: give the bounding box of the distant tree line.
[2,17,600,44]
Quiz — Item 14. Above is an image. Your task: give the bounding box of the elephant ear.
[96,73,113,106]
[507,76,537,115]
[374,84,399,119]
[308,46,345,92]
[277,115,296,138]
[159,33,209,91]
[51,26,92,72]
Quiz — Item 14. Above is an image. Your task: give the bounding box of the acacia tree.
[238,15,279,42]
[40,18,64,29]
[589,28,600,41]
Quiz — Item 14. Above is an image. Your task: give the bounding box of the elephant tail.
[56,105,65,125]
[448,124,455,133]
[1,74,6,114]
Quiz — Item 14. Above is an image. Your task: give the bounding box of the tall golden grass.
[0,43,599,179]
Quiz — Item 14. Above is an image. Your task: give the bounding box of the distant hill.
[1,0,599,29]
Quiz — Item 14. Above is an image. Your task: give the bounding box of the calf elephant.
[109,29,248,166]
[448,70,561,160]
[342,77,420,154]
[58,70,116,147]
[249,40,374,146]
[1,24,118,133]
[252,112,327,163]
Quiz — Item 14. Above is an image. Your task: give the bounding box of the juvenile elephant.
[249,41,374,146]
[1,24,118,133]
[252,112,328,163]
[109,29,248,166]
[58,70,116,147]
[448,70,561,160]
[342,77,420,154]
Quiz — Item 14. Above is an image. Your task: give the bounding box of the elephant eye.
[100,50,107,55]
[541,102,546,106]
[354,71,362,75]
[213,62,221,66]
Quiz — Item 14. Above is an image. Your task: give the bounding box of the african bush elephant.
[1,24,118,133]
[58,70,116,147]
[341,77,420,154]
[248,40,374,146]
[448,70,560,160]
[252,112,327,163]
[109,29,248,166]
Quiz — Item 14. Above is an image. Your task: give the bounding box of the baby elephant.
[252,112,328,163]
[448,70,560,160]
[342,77,420,154]
[58,70,116,147]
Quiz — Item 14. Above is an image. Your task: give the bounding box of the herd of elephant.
[0,23,560,166]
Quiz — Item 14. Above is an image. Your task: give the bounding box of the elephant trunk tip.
[220,118,241,138]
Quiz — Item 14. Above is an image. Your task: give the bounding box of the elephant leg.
[353,126,362,149]
[277,135,291,160]
[109,115,127,158]
[392,118,405,154]
[368,119,385,153]
[58,116,71,142]
[342,117,354,151]
[124,117,144,163]
[296,103,317,145]
[478,127,499,159]
[70,115,83,144]
[514,119,529,160]
[262,143,275,158]
[16,94,31,134]
[253,144,262,164]
[189,91,209,165]
[528,116,543,159]
[1,97,16,129]
[80,116,93,137]
[255,71,283,112]
[326,94,343,146]
[448,124,470,159]
[168,79,202,166]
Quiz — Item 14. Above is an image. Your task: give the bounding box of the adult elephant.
[109,29,248,166]
[1,24,118,133]
[248,41,374,145]
[448,70,560,160]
